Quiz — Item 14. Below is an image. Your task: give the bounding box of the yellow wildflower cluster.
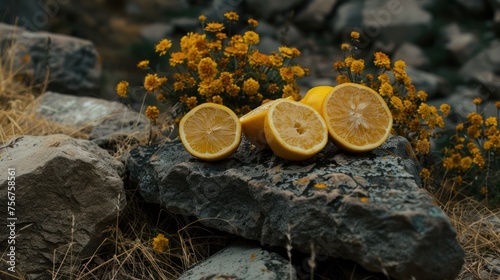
[117,11,307,118]
[333,32,448,158]
[442,100,500,201]
[152,233,169,253]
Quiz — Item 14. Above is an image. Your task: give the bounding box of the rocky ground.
[1,0,500,279]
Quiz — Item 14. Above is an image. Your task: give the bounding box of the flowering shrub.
[333,32,448,161]
[442,99,500,203]
[334,32,500,204]
[116,11,308,123]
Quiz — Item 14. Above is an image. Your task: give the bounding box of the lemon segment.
[321,83,393,153]
[179,103,242,161]
[264,99,328,161]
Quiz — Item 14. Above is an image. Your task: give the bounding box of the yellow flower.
[267,83,279,94]
[473,154,485,168]
[393,60,407,81]
[205,22,225,32]
[212,95,223,104]
[420,168,431,179]
[248,18,258,27]
[390,96,404,111]
[116,81,129,97]
[456,123,464,131]
[377,83,392,97]
[279,46,294,58]
[336,74,350,84]
[467,125,481,138]
[226,84,240,97]
[484,140,493,150]
[291,66,306,78]
[496,101,500,108]
[145,106,160,122]
[152,233,169,253]
[350,59,365,75]
[137,60,149,69]
[216,32,227,40]
[417,103,431,119]
[155,39,172,56]
[282,84,300,100]
[341,43,350,51]
[243,78,260,95]
[333,61,345,70]
[459,156,472,171]
[224,11,239,21]
[443,157,454,170]
[169,52,186,66]
[467,112,483,126]
[439,103,451,117]
[415,139,430,154]
[485,116,497,127]
[144,73,167,93]
[186,96,198,109]
[243,31,259,45]
[198,57,218,80]
[480,186,488,195]
[269,53,283,67]
[473,97,482,105]
[350,31,360,39]
[280,67,294,82]
[374,52,391,69]
[378,73,390,83]
[417,90,427,101]
[198,15,206,22]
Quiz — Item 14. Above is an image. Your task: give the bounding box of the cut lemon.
[179,103,242,161]
[264,99,328,161]
[321,83,393,153]
[299,85,335,113]
[240,97,293,149]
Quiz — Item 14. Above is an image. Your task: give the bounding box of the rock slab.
[127,136,464,280]
[178,240,297,280]
[0,23,101,96]
[36,91,150,150]
[0,135,126,279]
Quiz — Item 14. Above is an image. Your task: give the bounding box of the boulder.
[0,134,126,279]
[442,23,480,64]
[405,67,448,98]
[459,40,500,99]
[245,0,306,20]
[127,136,464,280]
[178,240,297,280]
[36,91,150,150]
[294,0,338,30]
[393,42,429,69]
[362,0,433,44]
[0,23,101,96]
[140,23,174,42]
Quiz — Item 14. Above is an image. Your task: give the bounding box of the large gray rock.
[331,0,432,43]
[127,136,464,280]
[442,23,480,64]
[362,0,433,43]
[36,91,150,150]
[178,240,297,280]
[0,134,126,279]
[294,0,338,29]
[245,0,306,19]
[459,40,500,99]
[0,23,101,96]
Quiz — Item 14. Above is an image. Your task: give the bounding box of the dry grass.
[433,188,500,280]
[0,51,89,144]
[2,45,500,280]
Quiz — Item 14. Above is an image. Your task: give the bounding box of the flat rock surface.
[177,240,296,280]
[127,136,464,280]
